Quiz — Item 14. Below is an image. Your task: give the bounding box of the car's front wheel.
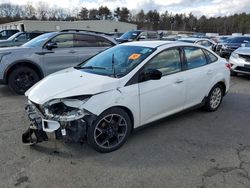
[87,108,132,153]
[8,66,40,95]
[204,84,224,112]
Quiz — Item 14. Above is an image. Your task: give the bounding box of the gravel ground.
[0,75,250,188]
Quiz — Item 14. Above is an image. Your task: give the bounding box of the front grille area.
[239,54,250,62]
[235,66,250,72]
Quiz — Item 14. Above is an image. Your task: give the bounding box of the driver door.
[139,48,186,125]
[42,34,79,76]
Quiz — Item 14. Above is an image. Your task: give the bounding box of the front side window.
[144,49,181,76]
[16,33,26,41]
[184,47,207,69]
[50,34,73,48]
[75,45,155,78]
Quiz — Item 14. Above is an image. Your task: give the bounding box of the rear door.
[139,48,186,125]
[182,46,214,108]
[73,34,114,64]
[42,33,79,75]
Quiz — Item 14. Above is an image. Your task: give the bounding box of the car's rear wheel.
[87,108,132,153]
[204,84,224,112]
[8,66,40,95]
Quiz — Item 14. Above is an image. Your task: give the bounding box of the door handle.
[68,50,76,54]
[175,79,184,84]
[207,70,214,75]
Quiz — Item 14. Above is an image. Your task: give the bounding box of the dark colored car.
[219,36,250,57]
[0,29,19,40]
[0,31,45,47]
[115,30,159,43]
[212,36,232,52]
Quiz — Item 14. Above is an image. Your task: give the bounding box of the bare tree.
[36,1,49,20]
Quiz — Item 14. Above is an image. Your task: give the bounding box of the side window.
[204,49,218,63]
[74,34,98,47]
[196,40,203,45]
[29,33,42,40]
[16,33,26,41]
[50,34,73,48]
[144,49,181,76]
[184,47,207,69]
[95,36,114,47]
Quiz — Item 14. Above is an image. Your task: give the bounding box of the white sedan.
[23,41,230,153]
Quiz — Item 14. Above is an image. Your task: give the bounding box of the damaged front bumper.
[22,100,97,145]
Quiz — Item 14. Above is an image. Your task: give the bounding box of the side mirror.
[241,43,246,47]
[46,42,57,50]
[14,38,18,42]
[140,68,162,82]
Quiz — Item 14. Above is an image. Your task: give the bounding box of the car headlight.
[0,52,11,62]
[231,52,239,59]
[43,95,92,121]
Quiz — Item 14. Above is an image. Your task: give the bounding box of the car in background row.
[0,30,117,94]
[212,36,232,52]
[219,36,250,57]
[178,37,216,50]
[115,30,159,43]
[0,29,19,40]
[229,42,250,76]
[0,31,45,48]
[22,41,230,152]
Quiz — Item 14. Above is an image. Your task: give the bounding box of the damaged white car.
[23,41,230,153]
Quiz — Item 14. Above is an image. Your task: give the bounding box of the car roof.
[120,41,174,48]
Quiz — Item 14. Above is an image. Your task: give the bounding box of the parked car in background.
[0,29,19,40]
[115,30,159,43]
[0,31,45,48]
[178,37,216,50]
[219,36,250,57]
[212,36,232,52]
[229,42,250,76]
[23,41,230,153]
[0,30,117,94]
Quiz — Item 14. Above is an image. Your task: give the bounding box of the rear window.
[203,50,218,63]
[184,47,207,69]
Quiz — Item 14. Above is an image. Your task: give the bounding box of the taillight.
[225,63,231,69]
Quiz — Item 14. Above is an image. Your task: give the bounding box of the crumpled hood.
[26,68,120,104]
[234,47,250,55]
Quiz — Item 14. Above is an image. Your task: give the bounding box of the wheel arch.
[215,81,226,96]
[101,106,135,132]
[4,60,44,84]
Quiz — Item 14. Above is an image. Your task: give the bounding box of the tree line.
[0,2,250,34]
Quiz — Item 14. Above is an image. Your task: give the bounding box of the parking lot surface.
[0,75,250,188]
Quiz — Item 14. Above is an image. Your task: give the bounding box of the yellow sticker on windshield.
[129,53,141,60]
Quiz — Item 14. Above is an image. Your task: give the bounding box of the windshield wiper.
[74,66,106,70]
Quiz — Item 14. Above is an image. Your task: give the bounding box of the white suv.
[23,41,230,153]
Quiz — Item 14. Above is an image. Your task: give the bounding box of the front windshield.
[7,32,22,40]
[76,45,155,78]
[119,31,141,40]
[23,32,55,47]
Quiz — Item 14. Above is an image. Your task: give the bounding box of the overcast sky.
[1,0,250,17]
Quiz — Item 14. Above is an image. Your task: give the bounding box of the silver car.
[229,42,250,76]
[0,31,117,94]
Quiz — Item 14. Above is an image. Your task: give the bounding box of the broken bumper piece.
[23,101,96,145]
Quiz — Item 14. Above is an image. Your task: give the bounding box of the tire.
[87,108,132,153]
[8,66,40,95]
[219,49,225,58]
[204,84,224,112]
